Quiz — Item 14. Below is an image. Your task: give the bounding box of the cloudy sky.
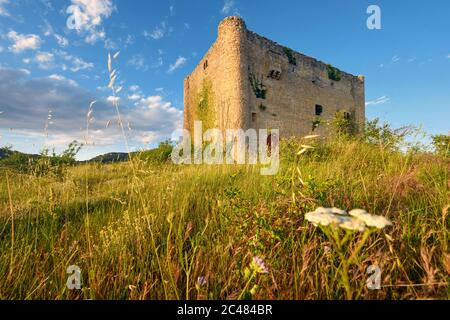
[0,0,449,160]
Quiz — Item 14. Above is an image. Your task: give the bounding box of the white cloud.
[19,68,31,75]
[85,29,106,44]
[36,52,53,63]
[53,50,94,72]
[130,95,183,144]
[7,31,41,53]
[69,0,114,44]
[48,74,78,86]
[106,96,120,104]
[391,55,400,63]
[447,54,450,59]
[71,57,94,72]
[127,94,141,101]
[0,46,3,53]
[0,0,10,17]
[22,52,55,69]
[54,34,69,47]
[168,56,187,73]
[153,57,164,69]
[124,34,134,47]
[365,96,390,106]
[0,67,182,154]
[128,55,148,71]
[35,52,55,69]
[129,85,140,92]
[144,21,171,40]
[104,38,118,50]
[222,0,238,15]
[41,20,69,48]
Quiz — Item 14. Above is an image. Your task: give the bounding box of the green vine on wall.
[248,69,267,99]
[312,116,322,132]
[196,79,215,130]
[327,64,342,81]
[283,47,297,66]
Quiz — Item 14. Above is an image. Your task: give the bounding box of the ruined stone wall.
[242,29,365,138]
[184,16,247,134]
[184,16,365,138]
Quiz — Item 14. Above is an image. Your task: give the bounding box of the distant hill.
[87,152,129,163]
[0,148,38,161]
[1,141,173,166]
[0,148,12,159]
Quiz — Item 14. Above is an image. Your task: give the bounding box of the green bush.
[138,141,174,164]
[283,47,297,66]
[31,141,82,178]
[432,133,450,157]
[364,118,417,151]
[331,112,355,136]
[326,64,342,81]
[249,70,267,99]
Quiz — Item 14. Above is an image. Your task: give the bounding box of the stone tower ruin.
[184,16,365,138]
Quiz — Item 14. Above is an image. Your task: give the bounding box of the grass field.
[0,135,449,300]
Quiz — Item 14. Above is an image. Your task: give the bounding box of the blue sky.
[0,0,449,160]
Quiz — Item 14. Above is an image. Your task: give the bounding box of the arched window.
[343,111,351,120]
[315,104,323,116]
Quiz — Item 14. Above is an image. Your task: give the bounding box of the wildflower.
[305,209,342,227]
[197,276,207,287]
[305,207,393,231]
[338,216,366,232]
[250,256,269,274]
[349,209,392,229]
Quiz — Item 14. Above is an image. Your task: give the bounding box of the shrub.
[249,72,267,99]
[31,141,82,178]
[432,133,450,157]
[364,118,417,151]
[283,47,297,66]
[331,112,355,136]
[138,141,174,164]
[327,64,342,81]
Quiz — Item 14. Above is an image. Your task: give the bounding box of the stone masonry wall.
[184,17,247,134]
[184,16,365,139]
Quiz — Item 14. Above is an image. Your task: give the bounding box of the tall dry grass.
[0,136,449,300]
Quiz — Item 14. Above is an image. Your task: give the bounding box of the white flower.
[338,216,366,232]
[305,210,342,227]
[305,207,392,231]
[349,209,392,229]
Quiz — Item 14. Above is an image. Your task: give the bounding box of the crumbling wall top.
[218,16,247,34]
